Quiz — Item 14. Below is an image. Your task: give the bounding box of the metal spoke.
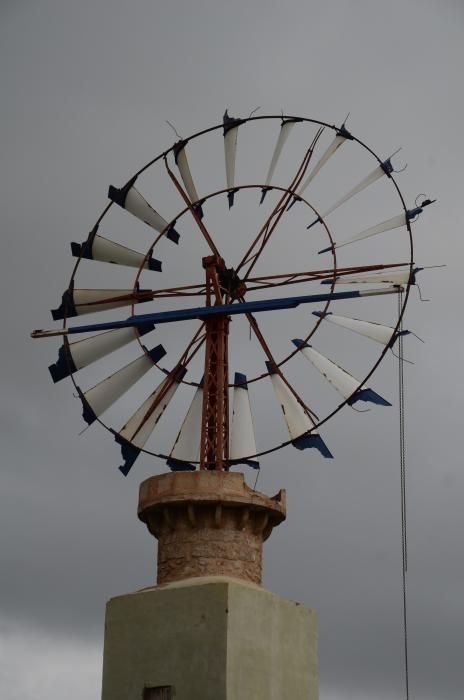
[245,262,411,292]
[242,303,319,422]
[164,156,222,259]
[236,127,324,280]
[130,324,206,442]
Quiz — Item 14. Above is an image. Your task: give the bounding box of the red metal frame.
[199,256,230,470]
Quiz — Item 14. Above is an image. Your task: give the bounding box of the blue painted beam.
[63,287,400,336]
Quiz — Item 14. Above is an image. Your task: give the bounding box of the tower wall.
[101,577,318,700]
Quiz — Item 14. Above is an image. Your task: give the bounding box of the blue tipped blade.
[77,389,97,426]
[306,217,321,230]
[148,257,162,272]
[234,372,248,389]
[227,190,238,208]
[107,176,137,208]
[48,344,76,383]
[348,388,392,407]
[147,344,167,363]
[286,196,300,211]
[166,226,180,244]
[51,289,76,320]
[115,435,140,476]
[291,338,309,350]
[194,203,204,219]
[292,433,333,458]
[260,187,271,204]
[166,457,196,472]
[318,244,333,254]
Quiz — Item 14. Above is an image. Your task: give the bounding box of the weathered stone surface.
[138,471,286,585]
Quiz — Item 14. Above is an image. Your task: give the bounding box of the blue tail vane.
[348,388,391,407]
[292,432,333,458]
[166,457,196,472]
[115,434,140,476]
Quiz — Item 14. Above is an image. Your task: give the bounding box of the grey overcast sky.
[1,0,463,698]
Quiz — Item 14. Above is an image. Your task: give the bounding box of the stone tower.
[101,471,318,699]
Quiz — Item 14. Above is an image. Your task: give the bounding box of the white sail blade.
[166,381,203,471]
[313,312,400,345]
[116,366,186,475]
[292,340,390,406]
[71,234,162,271]
[223,110,242,207]
[325,270,412,286]
[260,120,298,202]
[334,212,407,250]
[174,143,201,206]
[79,345,166,425]
[51,287,151,319]
[230,373,259,468]
[266,362,332,457]
[297,129,351,196]
[319,163,388,220]
[108,181,180,243]
[49,326,154,383]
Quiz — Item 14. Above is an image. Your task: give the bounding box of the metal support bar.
[199,257,230,471]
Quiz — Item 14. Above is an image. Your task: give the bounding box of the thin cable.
[398,290,410,699]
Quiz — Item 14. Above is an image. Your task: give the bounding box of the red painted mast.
[199,255,230,471]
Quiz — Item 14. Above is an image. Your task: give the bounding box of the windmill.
[31,113,433,699]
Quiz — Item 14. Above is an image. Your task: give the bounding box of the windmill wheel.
[33,113,433,475]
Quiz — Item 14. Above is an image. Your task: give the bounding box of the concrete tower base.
[101,576,318,700]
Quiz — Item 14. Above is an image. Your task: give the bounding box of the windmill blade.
[292,340,391,406]
[319,204,425,253]
[313,311,409,346]
[260,118,300,203]
[266,362,332,457]
[174,141,203,218]
[108,179,180,243]
[323,212,407,252]
[229,373,259,468]
[51,287,152,320]
[49,325,154,383]
[166,380,203,471]
[297,126,352,198]
[322,269,413,286]
[116,366,187,476]
[223,110,243,208]
[308,153,397,227]
[78,345,166,425]
[71,233,162,271]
